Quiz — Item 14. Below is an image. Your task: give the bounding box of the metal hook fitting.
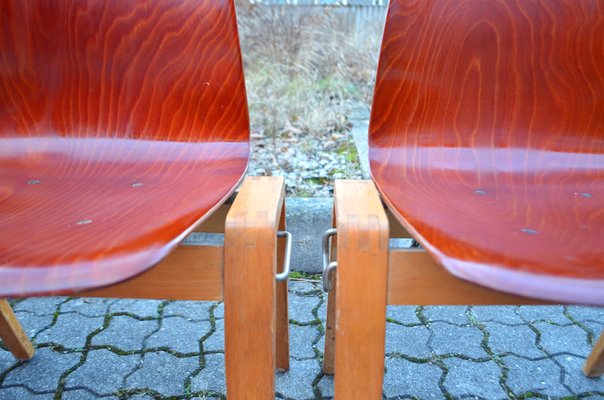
[276,231,292,281]
[321,228,338,292]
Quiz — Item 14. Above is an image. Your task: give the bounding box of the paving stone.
[125,352,198,396]
[555,355,604,393]
[430,323,487,358]
[62,388,109,399]
[214,303,224,320]
[109,299,162,318]
[471,306,523,325]
[387,306,420,325]
[584,322,604,344]
[485,322,541,358]
[518,305,570,324]
[12,297,65,316]
[315,332,326,357]
[65,349,139,394]
[92,315,157,352]
[383,357,443,398]
[190,353,226,394]
[276,358,320,400]
[3,348,80,393]
[290,325,319,360]
[567,306,604,324]
[386,323,431,358]
[0,348,17,370]
[289,295,321,324]
[317,299,327,322]
[443,358,507,399]
[0,386,54,399]
[535,322,592,357]
[289,280,320,295]
[146,317,211,354]
[504,355,570,397]
[423,306,469,325]
[162,301,213,321]
[317,374,334,398]
[60,298,112,317]
[36,314,104,349]
[13,311,54,338]
[203,319,224,352]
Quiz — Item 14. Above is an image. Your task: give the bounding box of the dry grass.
[235,2,384,138]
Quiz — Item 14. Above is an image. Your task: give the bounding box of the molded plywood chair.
[322,0,604,397]
[0,1,290,398]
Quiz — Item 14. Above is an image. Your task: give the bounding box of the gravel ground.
[248,126,365,197]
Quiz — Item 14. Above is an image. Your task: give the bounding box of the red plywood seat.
[369,0,604,305]
[0,0,248,296]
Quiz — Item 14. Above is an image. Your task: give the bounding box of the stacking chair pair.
[321,0,604,398]
[1,0,603,398]
[0,1,290,398]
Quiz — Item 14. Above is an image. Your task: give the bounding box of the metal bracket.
[276,231,292,282]
[321,228,338,292]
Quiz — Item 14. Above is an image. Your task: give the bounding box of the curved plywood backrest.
[0,0,249,142]
[370,0,603,153]
[368,0,604,304]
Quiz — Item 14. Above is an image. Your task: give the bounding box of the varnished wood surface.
[387,249,551,306]
[584,332,604,377]
[0,0,249,296]
[224,176,285,399]
[369,0,604,305]
[333,180,389,399]
[0,300,35,360]
[82,245,224,301]
[276,204,290,371]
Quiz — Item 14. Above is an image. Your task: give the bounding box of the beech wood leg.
[584,332,604,377]
[323,211,337,374]
[323,269,337,374]
[276,203,290,371]
[333,180,389,399]
[224,176,284,399]
[0,300,34,360]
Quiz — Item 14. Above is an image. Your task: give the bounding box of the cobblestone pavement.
[1,280,602,399]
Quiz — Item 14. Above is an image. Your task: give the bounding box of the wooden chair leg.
[224,177,284,399]
[323,209,338,374]
[333,180,389,399]
[323,269,336,374]
[584,331,604,377]
[276,203,290,371]
[0,300,34,360]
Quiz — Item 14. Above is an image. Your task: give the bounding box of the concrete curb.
[285,197,333,274]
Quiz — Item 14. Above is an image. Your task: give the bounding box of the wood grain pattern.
[333,180,389,399]
[0,0,249,296]
[584,332,604,377]
[276,204,290,371]
[387,249,551,305]
[322,211,337,375]
[0,300,35,360]
[224,176,285,399]
[369,0,604,305]
[81,245,224,301]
